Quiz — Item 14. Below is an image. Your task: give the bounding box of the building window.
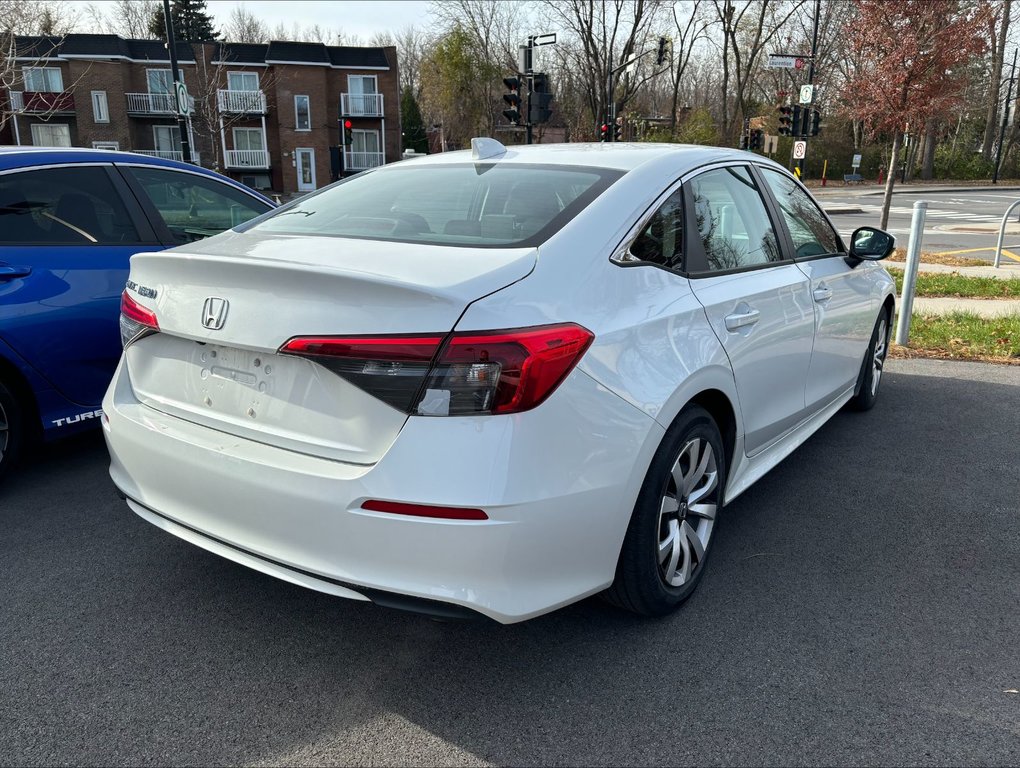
[346,75,378,116]
[91,91,109,123]
[233,127,265,152]
[295,95,310,131]
[153,125,182,152]
[146,69,183,94]
[227,71,259,91]
[23,67,63,92]
[30,123,71,146]
[92,141,120,150]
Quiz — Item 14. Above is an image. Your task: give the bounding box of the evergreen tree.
[149,0,218,42]
[400,86,428,154]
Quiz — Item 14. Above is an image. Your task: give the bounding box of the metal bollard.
[993,199,1020,268]
[895,200,927,346]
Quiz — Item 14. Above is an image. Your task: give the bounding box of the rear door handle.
[0,265,32,280]
[724,308,761,331]
[813,284,833,302]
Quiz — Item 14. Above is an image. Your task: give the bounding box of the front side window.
[689,166,780,272]
[126,166,270,244]
[247,163,622,248]
[759,168,841,258]
[0,166,141,245]
[23,67,63,92]
[630,187,684,270]
[228,71,259,91]
[30,123,71,147]
[295,95,310,130]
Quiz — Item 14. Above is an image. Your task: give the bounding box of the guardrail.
[217,90,266,113]
[341,93,384,117]
[133,150,200,165]
[345,150,385,170]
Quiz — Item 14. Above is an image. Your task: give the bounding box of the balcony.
[217,90,266,114]
[345,150,385,171]
[341,93,384,117]
[126,92,195,115]
[9,91,75,114]
[133,150,201,165]
[225,149,270,169]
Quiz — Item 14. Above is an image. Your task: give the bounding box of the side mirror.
[848,226,895,262]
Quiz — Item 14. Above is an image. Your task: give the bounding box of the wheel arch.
[0,352,41,443]
[686,388,738,481]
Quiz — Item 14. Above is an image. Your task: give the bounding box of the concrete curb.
[907,296,1020,317]
[823,206,864,215]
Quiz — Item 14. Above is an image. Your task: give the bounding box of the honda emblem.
[201,297,229,330]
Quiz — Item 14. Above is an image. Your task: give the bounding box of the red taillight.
[120,290,159,347]
[279,323,594,417]
[361,499,488,520]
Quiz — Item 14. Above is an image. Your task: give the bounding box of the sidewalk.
[901,261,1020,318]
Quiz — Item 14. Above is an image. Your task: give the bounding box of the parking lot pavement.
[2,358,1018,767]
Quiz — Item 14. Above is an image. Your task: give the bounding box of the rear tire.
[604,405,726,617]
[0,379,24,483]
[849,308,891,412]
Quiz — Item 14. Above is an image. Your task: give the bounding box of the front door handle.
[0,265,32,280]
[813,284,833,302]
[724,308,761,331]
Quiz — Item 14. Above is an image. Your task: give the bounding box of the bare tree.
[1,0,79,34]
[981,0,1012,159]
[84,0,159,38]
[667,0,710,132]
[394,25,431,99]
[221,5,268,44]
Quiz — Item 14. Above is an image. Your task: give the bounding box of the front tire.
[604,405,726,617]
[0,379,24,483]
[849,308,891,412]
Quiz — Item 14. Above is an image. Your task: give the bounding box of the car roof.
[0,147,274,202]
[394,141,787,175]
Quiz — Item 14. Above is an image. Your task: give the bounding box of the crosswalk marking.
[853,204,1001,222]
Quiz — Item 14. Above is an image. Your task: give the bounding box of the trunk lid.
[123,231,536,464]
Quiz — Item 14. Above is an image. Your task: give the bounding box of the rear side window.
[688,166,781,272]
[759,167,841,257]
[125,166,270,244]
[248,163,623,248]
[0,166,142,245]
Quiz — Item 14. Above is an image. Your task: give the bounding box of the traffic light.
[599,120,609,142]
[502,76,522,125]
[343,119,353,145]
[750,129,764,151]
[529,72,554,125]
[791,105,804,138]
[810,109,821,137]
[777,105,793,136]
[614,117,623,142]
[656,36,669,66]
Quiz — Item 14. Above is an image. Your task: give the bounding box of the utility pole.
[162,0,192,164]
[794,0,820,178]
[993,48,1017,185]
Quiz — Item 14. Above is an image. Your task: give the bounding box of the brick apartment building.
[0,34,401,196]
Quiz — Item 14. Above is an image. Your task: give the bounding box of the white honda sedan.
[104,139,896,623]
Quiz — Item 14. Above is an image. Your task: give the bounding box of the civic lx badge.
[202,297,229,330]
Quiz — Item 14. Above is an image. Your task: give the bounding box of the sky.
[67,0,435,41]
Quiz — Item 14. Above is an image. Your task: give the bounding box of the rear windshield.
[247,163,623,247]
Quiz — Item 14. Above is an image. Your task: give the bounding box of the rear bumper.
[103,358,662,623]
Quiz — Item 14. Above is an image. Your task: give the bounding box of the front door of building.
[296,148,316,192]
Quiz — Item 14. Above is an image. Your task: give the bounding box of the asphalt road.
[817,187,1020,260]
[2,359,1019,766]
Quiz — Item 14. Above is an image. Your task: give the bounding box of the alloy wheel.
[657,438,718,587]
[871,316,888,396]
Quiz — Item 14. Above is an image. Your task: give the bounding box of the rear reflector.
[279,322,594,417]
[120,290,159,348]
[361,499,489,520]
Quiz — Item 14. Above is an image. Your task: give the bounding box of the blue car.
[0,148,275,479]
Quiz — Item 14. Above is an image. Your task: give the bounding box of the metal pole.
[526,37,534,145]
[895,200,928,346]
[162,0,192,164]
[992,198,1020,268]
[993,48,1017,185]
[795,0,821,177]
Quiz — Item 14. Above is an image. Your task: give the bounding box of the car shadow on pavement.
[2,361,1018,766]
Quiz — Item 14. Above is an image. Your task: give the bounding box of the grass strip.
[893,311,1020,361]
[886,249,987,267]
[886,267,1020,298]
